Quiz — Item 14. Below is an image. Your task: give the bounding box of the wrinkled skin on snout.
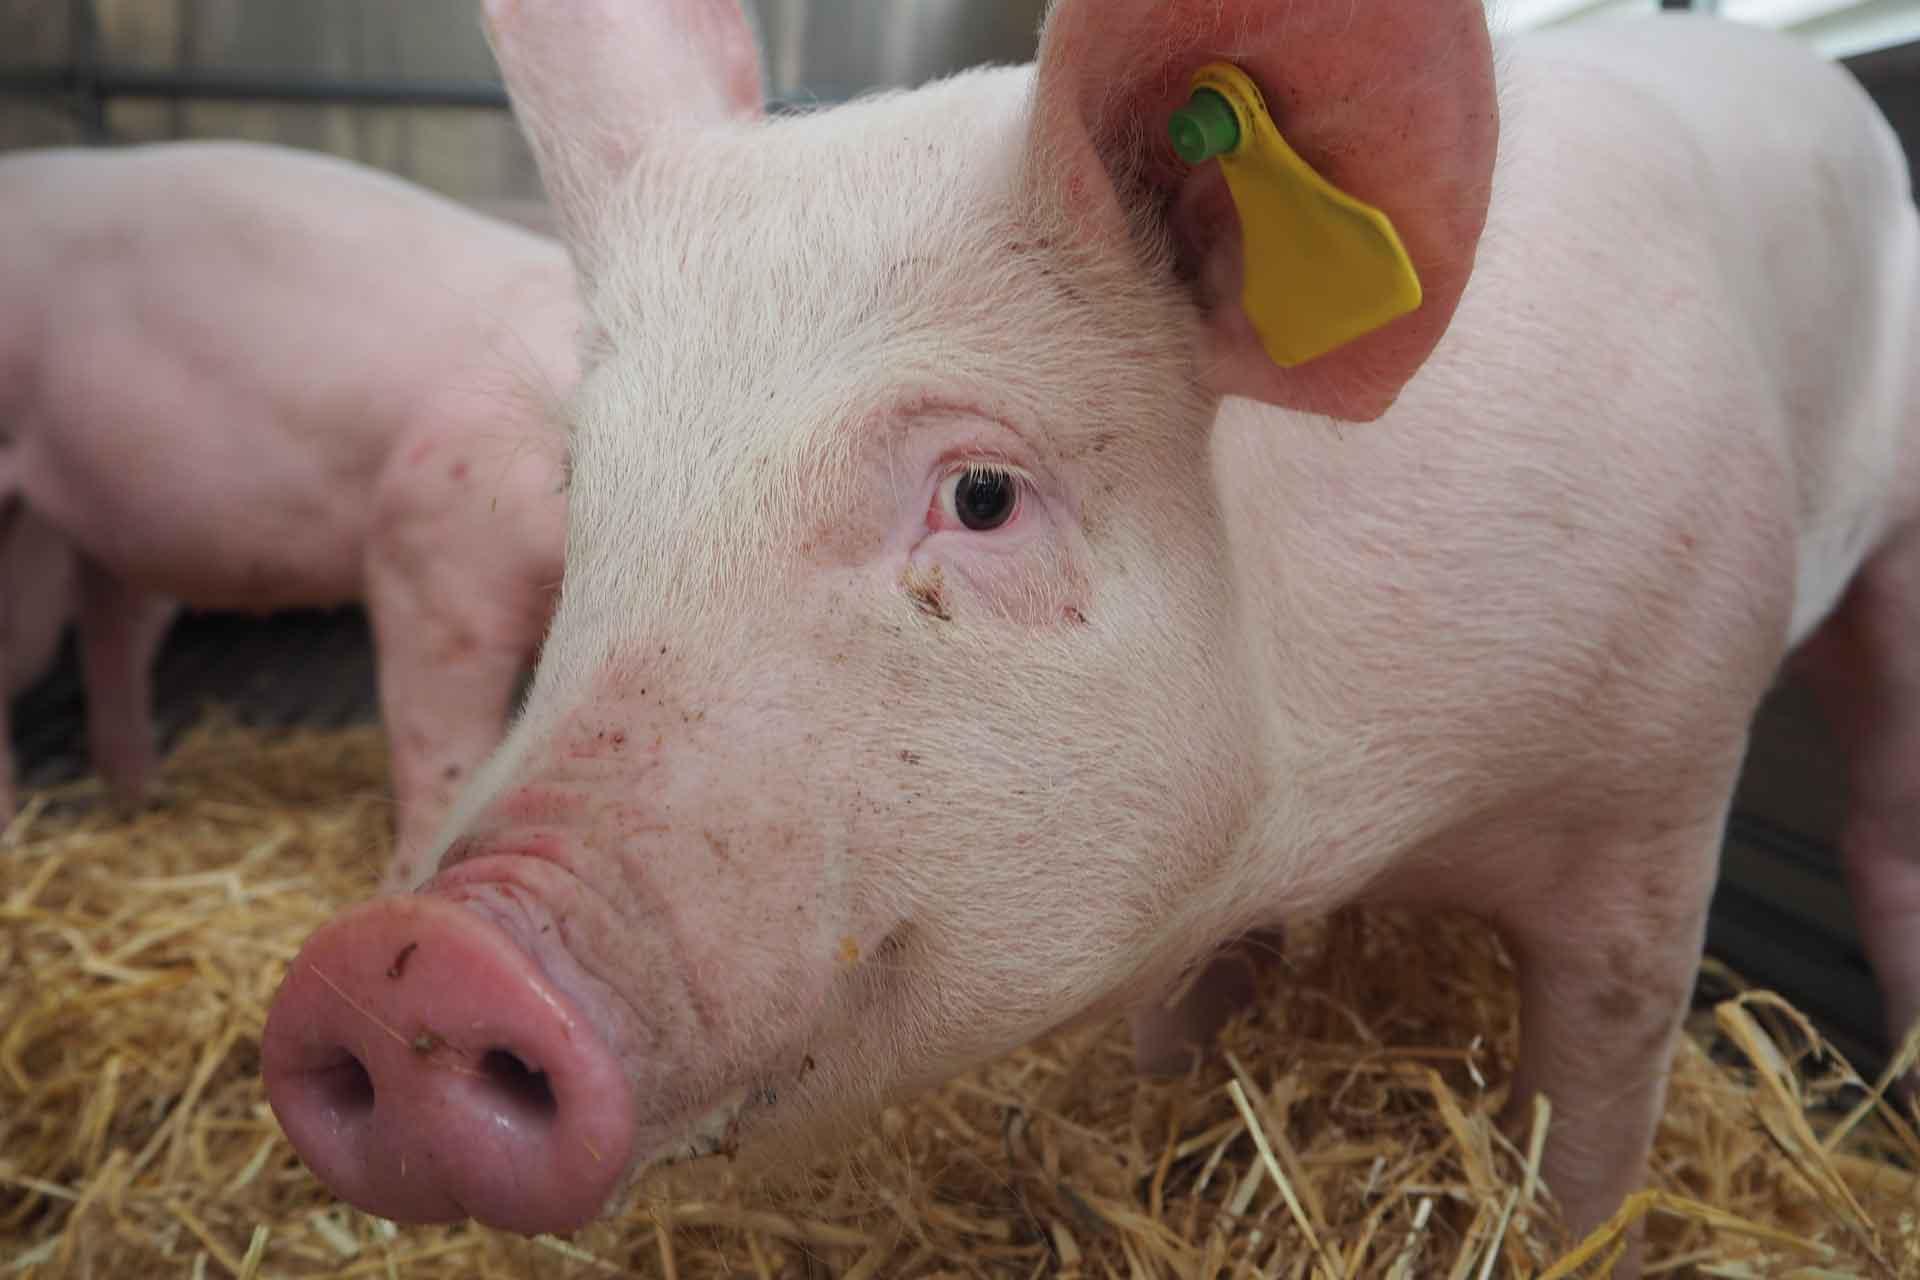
[265,0,1920,1268]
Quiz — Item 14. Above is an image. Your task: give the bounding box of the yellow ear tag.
[1169,62,1423,367]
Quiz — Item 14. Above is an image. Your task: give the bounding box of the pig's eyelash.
[940,459,1033,489]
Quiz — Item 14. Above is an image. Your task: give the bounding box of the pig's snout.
[262,895,635,1235]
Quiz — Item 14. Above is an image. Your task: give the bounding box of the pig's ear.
[1026,0,1497,422]
[483,0,763,248]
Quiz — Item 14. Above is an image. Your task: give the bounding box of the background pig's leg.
[364,568,538,890]
[365,423,562,892]
[0,500,22,816]
[75,557,174,810]
[0,593,16,817]
[0,502,81,815]
[0,674,13,816]
[1495,789,1733,1267]
[1799,521,1920,1062]
[1130,928,1285,1074]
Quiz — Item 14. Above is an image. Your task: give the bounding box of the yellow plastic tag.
[1186,62,1423,367]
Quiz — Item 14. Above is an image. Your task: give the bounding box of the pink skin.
[264,893,635,1234]
[262,2,1919,1269]
[0,141,575,870]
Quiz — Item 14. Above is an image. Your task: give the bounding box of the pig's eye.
[939,466,1021,532]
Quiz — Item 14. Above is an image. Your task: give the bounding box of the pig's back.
[1507,16,1920,643]
[0,141,574,606]
[4,140,569,444]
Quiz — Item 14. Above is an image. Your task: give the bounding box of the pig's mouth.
[648,1084,790,1166]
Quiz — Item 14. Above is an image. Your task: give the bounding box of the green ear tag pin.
[1170,62,1423,367]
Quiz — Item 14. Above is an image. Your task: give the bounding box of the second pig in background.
[0,140,576,879]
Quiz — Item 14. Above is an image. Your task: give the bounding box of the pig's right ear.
[1025,0,1498,423]
[483,0,763,254]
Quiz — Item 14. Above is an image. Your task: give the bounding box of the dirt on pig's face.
[417,72,1262,1177]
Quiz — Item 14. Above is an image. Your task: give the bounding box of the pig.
[261,1,1920,1269]
[0,141,576,875]
[0,506,79,816]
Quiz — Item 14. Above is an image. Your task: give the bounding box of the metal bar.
[0,66,510,110]
[68,0,105,140]
[0,69,71,98]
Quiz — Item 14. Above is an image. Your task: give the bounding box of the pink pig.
[262,1,1920,1267]
[0,141,575,870]
[0,507,78,814]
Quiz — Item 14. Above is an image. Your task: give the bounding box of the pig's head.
[263,0,1496,1235]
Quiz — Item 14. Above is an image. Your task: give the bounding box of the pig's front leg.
[1489,783,1734,1273]
[75,558,175,811]
[364,424,563,892]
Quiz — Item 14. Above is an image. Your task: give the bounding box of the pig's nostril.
[264,897,637,1235]
[479,1047,557,1117]
[314,1052,377,1117]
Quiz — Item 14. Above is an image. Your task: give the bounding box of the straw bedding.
[3,720,1916,1278]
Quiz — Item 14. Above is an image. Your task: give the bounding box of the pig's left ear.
[484,0,764,256]
[1026,0,1497,422]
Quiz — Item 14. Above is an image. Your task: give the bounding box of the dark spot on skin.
[870,926,910,966]
[387,941,419,979]
[1594,942,1647,1020]
[611,732,626,747]
[800,1055,816,1077]
[899,750,920,765]
[704,830,731,865]
[411,1030,444,1055]
[439,837,477,870]
[442,764,462,781]
[660,645,669,655]
[903,564,952,621]
[1593,982,1642,1021]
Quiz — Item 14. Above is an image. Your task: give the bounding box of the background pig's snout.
[262,896,634,1236]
